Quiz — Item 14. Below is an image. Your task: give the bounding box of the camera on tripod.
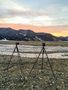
[16,42,19,45]
[42,43,45,46]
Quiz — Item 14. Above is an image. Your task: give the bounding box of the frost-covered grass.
[0,55,68,90]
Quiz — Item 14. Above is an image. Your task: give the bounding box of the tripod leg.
[4,46,16,71]
[44,49,56,80]
[22,48,43,86]
[16,46,23,74]
[41,47,45,71]
[29,48,42,75]
[44,47,59,90]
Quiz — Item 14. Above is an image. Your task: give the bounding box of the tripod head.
[42,43,45,47]
[16,42,19,45]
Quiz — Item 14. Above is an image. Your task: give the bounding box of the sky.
[0,0,68,36]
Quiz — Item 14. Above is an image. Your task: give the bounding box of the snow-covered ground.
[0,44,68,59]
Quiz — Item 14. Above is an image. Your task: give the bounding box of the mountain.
[36,33,57,41]
[58,36,68,41]
[0,28,68,41]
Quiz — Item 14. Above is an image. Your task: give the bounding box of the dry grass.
[0,55,68,90]
[0,41,68,46]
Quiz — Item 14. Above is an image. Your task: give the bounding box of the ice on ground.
[0,44,68,52]
[0,44,68,59]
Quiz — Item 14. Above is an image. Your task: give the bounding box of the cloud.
[30,16,53,26]
[0,0,68,26]
[52,17,68,25]
[0,0,30,18]
[2,16,31,24]
[0,0,27,10]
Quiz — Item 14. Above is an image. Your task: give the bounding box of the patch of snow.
[35,36,42,41]
[0,44,68,59]
[23,34,26,36]
[0,38,8,41]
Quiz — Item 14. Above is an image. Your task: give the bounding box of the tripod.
[29,43,55,77]
[29,43,59,89]
[4,42,23,74]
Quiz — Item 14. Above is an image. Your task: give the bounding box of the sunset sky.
[0,0,68,36]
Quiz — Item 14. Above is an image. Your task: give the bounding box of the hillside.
[0,28,68,41]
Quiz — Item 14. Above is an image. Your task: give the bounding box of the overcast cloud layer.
[0,0,68,26]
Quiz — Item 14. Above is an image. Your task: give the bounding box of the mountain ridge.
[0,28,68,41]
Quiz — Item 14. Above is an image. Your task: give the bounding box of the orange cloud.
[0,23,68,36]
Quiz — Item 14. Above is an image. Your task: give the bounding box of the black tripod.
[29,43,55,78]
[29,43,58,90]
[4,42,23,74]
